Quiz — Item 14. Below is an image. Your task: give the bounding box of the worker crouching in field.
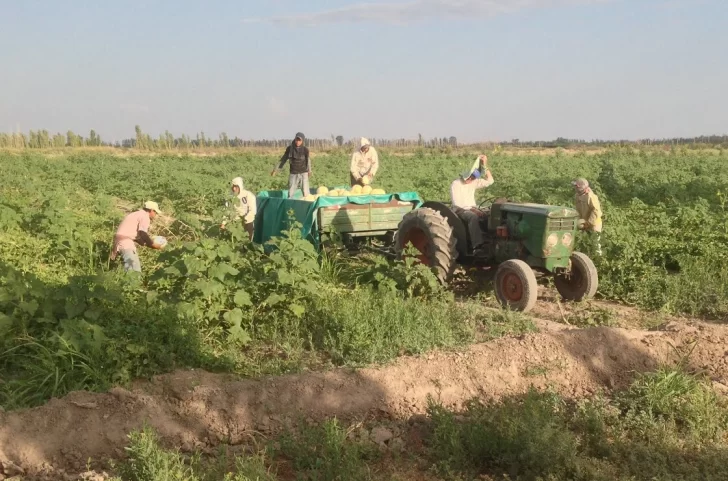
[111,201,165,272]
[221,176,257,240]
[350,137,380,187]
[572,178,603,256]
[271,132,311,198]
[450,155,494,256]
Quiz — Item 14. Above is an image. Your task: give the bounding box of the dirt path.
[2,318,727,478]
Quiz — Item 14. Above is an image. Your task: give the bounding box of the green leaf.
[146,291,159,304]
[228,324,251,345]
[178,302,201,320]
[201,239,217,250]
[215,244,235,259]
[233,290,252,307]
[164,265,182,276]
[84,306,103,322]
[300,282,320,295]
[0,313,13,333]
[59,319,107,352]
[276,269,295,285]
[209,262,240,282]
[221,263,240,276]
[19,300,39,316]
[0,288,12,303]
[184,257,206,275]
[192,279,224,298]
[289,303,306,318]
[264,293,285,307]
[223,308,244,327]
[65,299,87,319]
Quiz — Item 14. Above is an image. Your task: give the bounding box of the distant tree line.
[507,136,728,149]
[0,129,103,149]
[1,126,726,150]
[124,127,461,150]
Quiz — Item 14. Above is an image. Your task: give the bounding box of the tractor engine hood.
[500,202,578,218]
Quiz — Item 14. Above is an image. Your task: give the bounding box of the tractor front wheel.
[554,252,598,301]
[494,260,538,312]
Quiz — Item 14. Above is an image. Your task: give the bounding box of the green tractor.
[393,198,598,312]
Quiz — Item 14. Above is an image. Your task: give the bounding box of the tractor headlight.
[562,232,573,247]
[546,233,558,248]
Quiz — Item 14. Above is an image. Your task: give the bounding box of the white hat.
[360,137,370,148]
[144,201,162,214]
[232,177,244,189]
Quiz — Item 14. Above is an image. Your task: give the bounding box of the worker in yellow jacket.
[572,178,602,255]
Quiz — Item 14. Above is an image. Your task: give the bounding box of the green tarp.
[253,187,423,249]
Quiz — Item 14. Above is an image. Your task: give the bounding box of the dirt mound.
[2,319,727,478]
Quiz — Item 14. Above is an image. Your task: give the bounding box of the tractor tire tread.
[555,251,598,301]
[394,208,457,285]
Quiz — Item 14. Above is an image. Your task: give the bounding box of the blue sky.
[0,0,726,143]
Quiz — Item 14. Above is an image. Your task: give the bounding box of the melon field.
[1,147,728,480]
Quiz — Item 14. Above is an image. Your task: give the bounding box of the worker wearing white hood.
[350,137,379,187]
[221,176,257,240]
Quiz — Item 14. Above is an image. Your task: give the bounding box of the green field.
[1,147,727,407]
[1,147,728,479]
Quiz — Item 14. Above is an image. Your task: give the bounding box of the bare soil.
[2,316,727,479]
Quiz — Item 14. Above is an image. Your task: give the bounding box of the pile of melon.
[302,185,386,201]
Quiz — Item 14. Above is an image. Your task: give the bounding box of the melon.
[316,186,329,195]
[371,189,386,195]
[361,176,371,186]
[362,185,373,195]
[351,185,363,195]
[303,194,316,202]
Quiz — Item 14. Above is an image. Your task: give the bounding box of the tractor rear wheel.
[394,208,457,284]
[554,252,598,301]
[494,260,538,312]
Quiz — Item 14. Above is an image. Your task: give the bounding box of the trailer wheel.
[394,208,457,284]
[494,260,538,312]
[555,252,598,301]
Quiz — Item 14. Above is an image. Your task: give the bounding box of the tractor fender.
[421,201,468,259]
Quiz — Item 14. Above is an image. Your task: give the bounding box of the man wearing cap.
[111,201,165,272]
[271,132,311,198]
[350,137,379,187]
[572,178,603,255]
[221,176,257,240]
[450,155,494,255]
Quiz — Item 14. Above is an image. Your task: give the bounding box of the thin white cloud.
[242,0,612,26]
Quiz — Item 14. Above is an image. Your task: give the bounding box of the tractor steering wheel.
[478,196,495,211]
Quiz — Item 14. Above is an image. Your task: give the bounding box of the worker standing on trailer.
[572,178,603,256]
[221,176,257,240]
[111,201,165,272]
[450,154,494,256]
[271,132,311,198]
[350,137,379,187]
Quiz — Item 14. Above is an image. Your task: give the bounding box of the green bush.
[276,418,377,481]
[427,369,728,481]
